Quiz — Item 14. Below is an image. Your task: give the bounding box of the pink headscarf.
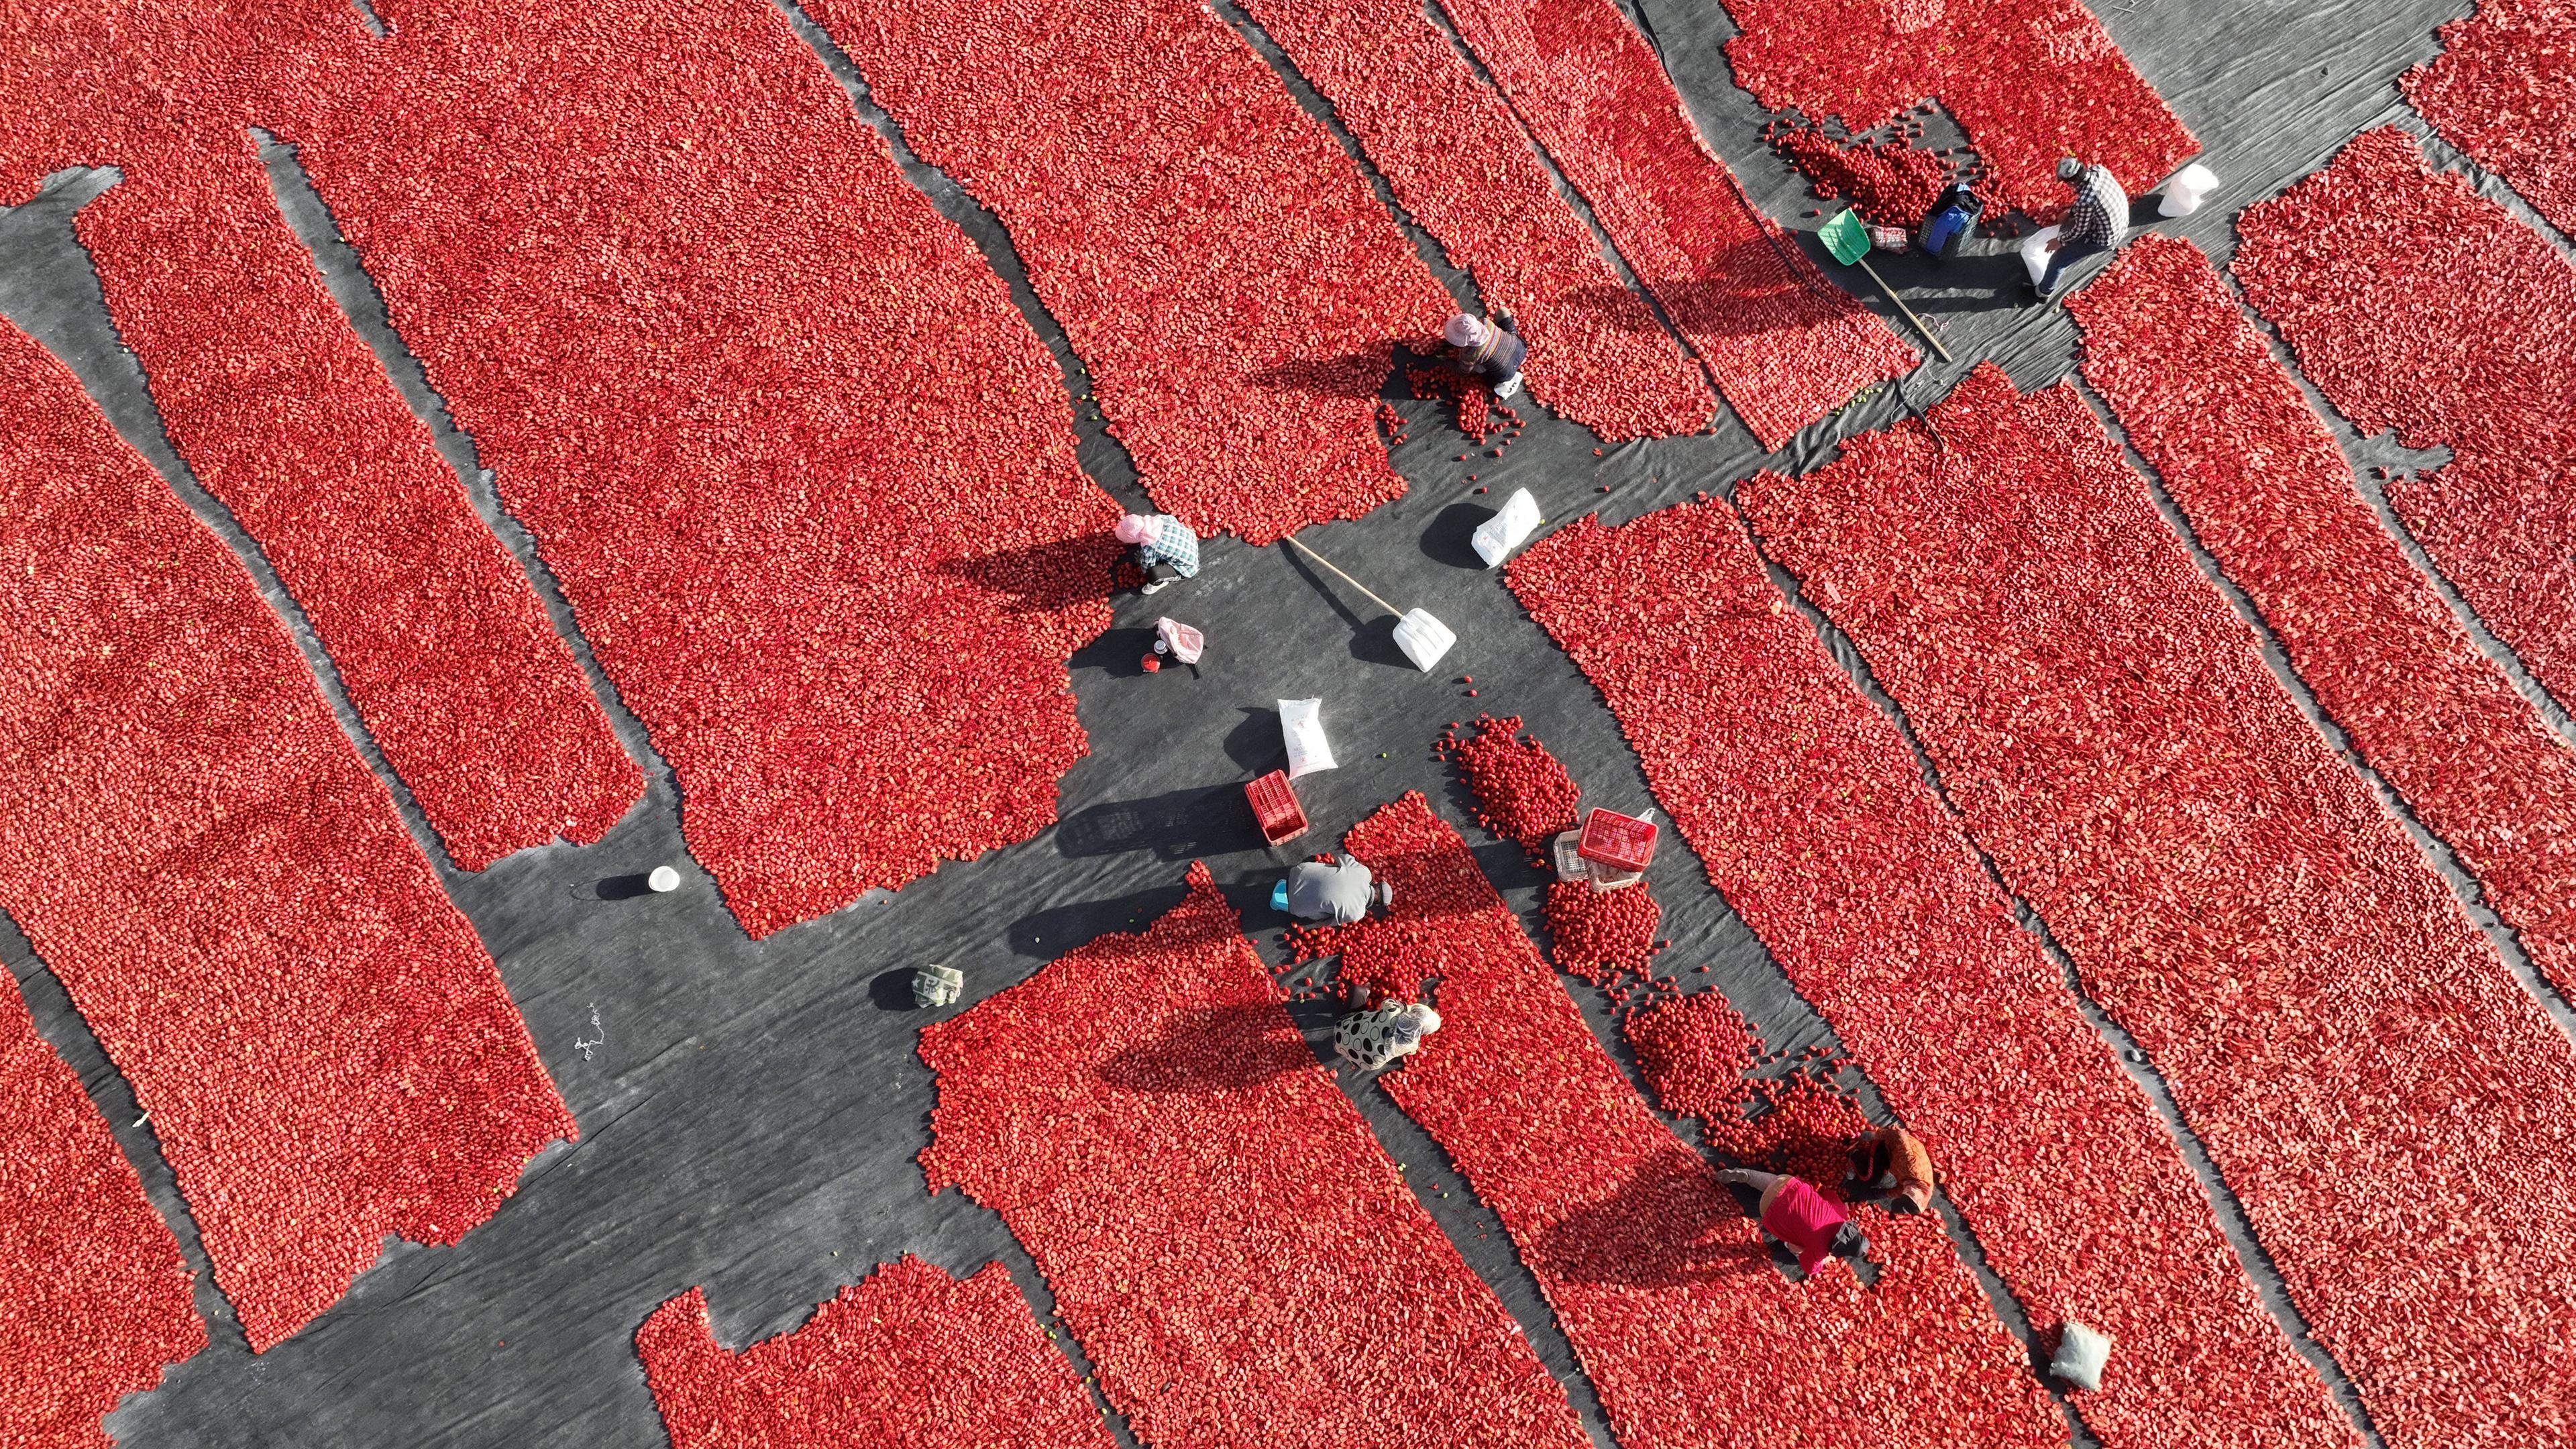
[1114,514,1152,545]
[1444,313,1487,350]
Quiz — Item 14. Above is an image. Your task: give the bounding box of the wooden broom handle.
[1281,533,1399,618]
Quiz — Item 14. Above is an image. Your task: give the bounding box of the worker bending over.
[1334,991,1442,1074]
[1114,512,1199,595]
[1442,311,1526,399]
[2027,156,2129,303]
[1718,1167,1870,1281]
[1285,854,1393,926]
[1843,1126,1935,1215]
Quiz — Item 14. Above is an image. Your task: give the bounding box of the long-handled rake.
[1279,534,1456,672]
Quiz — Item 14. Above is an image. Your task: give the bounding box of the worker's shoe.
[1140,578,1171,594]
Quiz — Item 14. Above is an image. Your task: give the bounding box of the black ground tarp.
[4,1,2567,1445]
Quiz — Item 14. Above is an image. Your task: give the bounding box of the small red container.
[1576,806,1658,874]
[1246,770,1310,845]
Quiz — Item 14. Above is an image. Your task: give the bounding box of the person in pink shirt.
[1718,1167,1870,1279]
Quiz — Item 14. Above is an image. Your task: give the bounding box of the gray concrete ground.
[3,1,2557,1445]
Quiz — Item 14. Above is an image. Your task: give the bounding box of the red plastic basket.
[1576,806,1658,874]
[1246,770,1309,845]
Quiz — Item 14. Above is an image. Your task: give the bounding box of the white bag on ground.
[1472,488,1544,568]
[1280,698,1338,777]
[2020,225,2060,286]
[1391,608,1456,672]
[2158,162,2220,218]
[2051,1319,2113,1392]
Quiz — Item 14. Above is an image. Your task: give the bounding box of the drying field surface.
[3,1,2572,1447]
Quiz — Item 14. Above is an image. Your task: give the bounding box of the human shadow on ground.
[1097,1001,1308,1093]
[1055,783,1256,861]
[1246,352,1399,400]
[937,534,1121,619]
[1006,882,1195,961]
[1071,626,1168,679]
[1528,1146,1778,1288]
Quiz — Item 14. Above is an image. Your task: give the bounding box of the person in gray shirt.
[1283,854,1392,925]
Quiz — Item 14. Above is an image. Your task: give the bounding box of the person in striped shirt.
[1113,512,1199,595]
[2028,156,2131,303]
[1442,311,1527,398]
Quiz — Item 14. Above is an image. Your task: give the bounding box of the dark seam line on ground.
[2288,112,2576,743]
[2398,108,2576,258]
[1201,0,1474,302]
[1345,1067,1624,1449]
[2065,372,2576,1059]
[1515,539,2102,1449]
[1411,0,1674,328]
[773,5,1688,1408]
[5,927,244,1356]
[0,164,466,879]
[1283,808,2073,1448]
[990,1240,1146,1449]
[1419,0,1746,425]
[1609,938,2097,1449]
[250,128,674,809]
[1719,488,2393,1449]
[0,167,333,1362]
[767,0,1158,517]
[1253,902,1622,1444]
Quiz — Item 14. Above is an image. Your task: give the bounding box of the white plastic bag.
[1154,616,1204,665]
[2020,225,2060,286]
[1280,698,1338,778]
[2158,161,2220,218]
[2051,1319,2113,1392]
[1391,608,1456,672]
[1472,488,1543,568]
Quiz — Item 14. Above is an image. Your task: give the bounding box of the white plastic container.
[647,865,681,893]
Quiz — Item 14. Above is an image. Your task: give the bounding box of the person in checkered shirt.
[1114,513,1199,595]
[2028,156,2131,303]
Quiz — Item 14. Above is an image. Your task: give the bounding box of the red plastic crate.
[1576,806,1658,873]
[1246,770,1310,845]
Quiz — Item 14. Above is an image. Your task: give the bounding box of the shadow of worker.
[1056,782,1253,860]
[1530,1144,1776,1288]
[1097,1002,1311,1093]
